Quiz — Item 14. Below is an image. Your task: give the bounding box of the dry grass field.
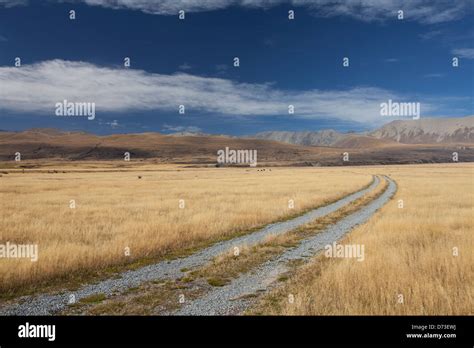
[253,163,473,315]
[0,163,371,295]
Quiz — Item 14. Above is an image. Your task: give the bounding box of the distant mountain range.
[369,116,474,144]
[250,129,345,147]
[251,116,474,146]
[0,116,473,166]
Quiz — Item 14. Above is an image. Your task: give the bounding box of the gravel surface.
[174,176,396,315]
[0,176,379,315]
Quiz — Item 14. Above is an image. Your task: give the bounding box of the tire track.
[174,176,396,315]
[0,176,379,315]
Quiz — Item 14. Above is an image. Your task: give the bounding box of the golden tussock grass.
[253,164,473,315]
[192,176,389,288]
[0,165,371,295]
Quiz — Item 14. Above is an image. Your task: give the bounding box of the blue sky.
[0,0,473,135]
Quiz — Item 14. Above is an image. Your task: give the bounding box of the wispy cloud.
[0,59,438,123]
[162,124,202,133]
[178,62,192,70]
[215,64,228,71]
[295,0,472,24]
[107,119,120,128]
[215,64,230,76]
[1,0,471,23]
[0,0,26,7]
[98,119,121,128]
[423,73,444,79]
[418,30,443,41]
[452,48,474,59]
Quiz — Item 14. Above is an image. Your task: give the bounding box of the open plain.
[0,162,471,316]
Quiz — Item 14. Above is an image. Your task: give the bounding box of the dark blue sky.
[0,1,473,135]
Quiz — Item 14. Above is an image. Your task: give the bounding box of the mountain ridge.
[250,116,474,146]
[1,116,473,166]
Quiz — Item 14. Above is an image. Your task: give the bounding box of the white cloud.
[162,124,202,133]
[296,0,472,24]
[0,0,26,7]
[0,59,436,123]
[1,0,471,23]
[452,48,474,59]
[98,118,121,128]
[418,30,443,41]
[107,119,119,128]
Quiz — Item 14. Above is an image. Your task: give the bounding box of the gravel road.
[0,176,379,315]
[174,176,396,315]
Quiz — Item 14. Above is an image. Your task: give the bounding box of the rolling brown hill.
[332,135,397,148]
[0,127,473,166]
[0,128,336,165]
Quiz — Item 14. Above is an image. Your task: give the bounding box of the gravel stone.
[174,176,396,315]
